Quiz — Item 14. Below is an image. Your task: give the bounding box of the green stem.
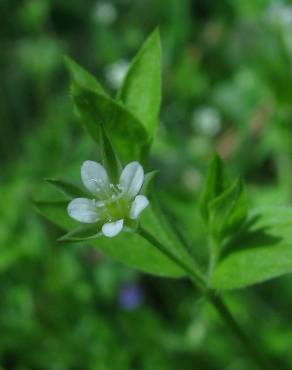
[208,293,273,370]
[138,225,273,370]
[138,226,206,290]
[207,236,219,282]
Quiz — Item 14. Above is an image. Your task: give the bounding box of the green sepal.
[99,124,122,184]
[140,170,159,195]
[58,224,102,242]
[45,178,89,199]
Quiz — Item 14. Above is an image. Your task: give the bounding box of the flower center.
[94,183,128,222]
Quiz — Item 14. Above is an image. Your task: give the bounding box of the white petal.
[81,160,110,197]
[102,219,124,238]
[67,198,100,223]
[119,161,144,198]
[130,195,149,219]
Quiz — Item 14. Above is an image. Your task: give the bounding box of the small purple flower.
[118,284,144,310]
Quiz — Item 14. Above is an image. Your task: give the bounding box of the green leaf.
[71,83,149,163]
[117,29,161,138]
[99,124,122,183]
[212,244,292,291]
[199,154,230,223]
[45,178,89,199]
[208,178,247,241]
[64,56,107,96]
[34,199,185,278]
[211,206,292,290]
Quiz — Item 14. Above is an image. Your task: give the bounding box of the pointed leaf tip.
[117,29,161,140]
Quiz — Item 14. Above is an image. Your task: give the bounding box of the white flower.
[67,161,149,238]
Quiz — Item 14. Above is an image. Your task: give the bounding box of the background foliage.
[1,0,292,369]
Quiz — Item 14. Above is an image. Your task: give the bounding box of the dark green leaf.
[199,154,230,223]
[71,84,149,163]
[117,29,161,138]
[208,178,247,241]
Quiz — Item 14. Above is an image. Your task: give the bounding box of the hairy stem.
[207,292,273,370]
[138,225,273,370]
[138,225,206,290]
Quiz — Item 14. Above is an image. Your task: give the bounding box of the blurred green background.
[1,0,292,369]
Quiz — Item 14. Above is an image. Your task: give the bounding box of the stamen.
[95,200,105,207]
[109,183,123,196]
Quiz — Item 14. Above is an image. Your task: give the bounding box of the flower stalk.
[137,225,206,290]
[138,225,273,370]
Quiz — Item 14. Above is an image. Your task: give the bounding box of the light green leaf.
[33,199,75,230]
[199,154,230,223]
[212,244,292,291]
[71,83,149,163]
[211,206,292,290]
[117,29,161,138]
[45,178,89,199]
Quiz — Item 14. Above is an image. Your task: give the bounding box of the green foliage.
[199,154,230,223]
[117,29,161,138]
[65,56,107,96]
[200,155,292,291]
[35,199,185,277]
[212,243,292,290]
[211,207,292,290]
[65,30,162,165]
[70,81,149,163]
[3,0,292,368]
[99,124,122,183]
[208,178,247,241]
